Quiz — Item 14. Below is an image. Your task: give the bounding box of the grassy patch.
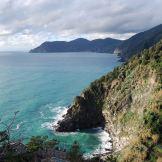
[120,111,135,124]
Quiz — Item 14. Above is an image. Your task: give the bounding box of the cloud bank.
[0,0,162,50]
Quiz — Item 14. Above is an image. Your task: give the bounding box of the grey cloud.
[0,0,162,50]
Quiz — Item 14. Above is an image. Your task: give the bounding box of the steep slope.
[115,24,162,61]
[29,38,122,53]
[56,40,162,161]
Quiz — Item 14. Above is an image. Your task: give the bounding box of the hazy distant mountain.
[29,38,122,53]
[114,24,162,61]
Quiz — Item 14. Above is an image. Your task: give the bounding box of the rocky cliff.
[56,40,162,161]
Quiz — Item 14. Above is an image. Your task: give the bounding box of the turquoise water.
[0,52,120,154]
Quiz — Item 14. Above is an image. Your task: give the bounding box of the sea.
[0,51,121,156]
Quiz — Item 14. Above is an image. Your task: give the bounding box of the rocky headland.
[56,40,162,161]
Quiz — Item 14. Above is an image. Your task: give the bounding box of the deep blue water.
[0,52,121,154]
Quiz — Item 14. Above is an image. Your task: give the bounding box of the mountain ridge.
[115,24,162,61]
[30,24,162,62]
[29,37,123,53]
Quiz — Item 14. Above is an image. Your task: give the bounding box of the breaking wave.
[41,106,68,130]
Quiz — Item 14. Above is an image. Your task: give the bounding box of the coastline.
[54,108,113,157]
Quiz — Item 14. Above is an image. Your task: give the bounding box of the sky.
[0,0,162,51]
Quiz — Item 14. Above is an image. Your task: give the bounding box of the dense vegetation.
[107,40,162,162]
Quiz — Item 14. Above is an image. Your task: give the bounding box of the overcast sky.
[0,0,162,51]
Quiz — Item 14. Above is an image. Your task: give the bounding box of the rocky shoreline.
[55,41,162,161]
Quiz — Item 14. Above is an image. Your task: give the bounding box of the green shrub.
[27,136,57,152]
[121,111,135,124]
[144,111,160,133]
[68,141,83,162]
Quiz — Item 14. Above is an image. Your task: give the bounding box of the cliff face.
[57,95,105,132]
[56,41,162,161]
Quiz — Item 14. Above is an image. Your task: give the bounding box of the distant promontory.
[30,24,162,62]
[29,38,122,53]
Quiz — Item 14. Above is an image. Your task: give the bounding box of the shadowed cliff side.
[56,85,106,131]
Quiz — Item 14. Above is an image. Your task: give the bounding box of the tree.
[0,111,19,158]
[68,141,83,162]
[27,136,58,152]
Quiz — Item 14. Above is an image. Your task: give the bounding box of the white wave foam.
[41,106,68,131]
[52,106,68,127]
[84,128,112,158]
[13,121,25,130]
[41,105,112,157]
[41,122,54,130]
